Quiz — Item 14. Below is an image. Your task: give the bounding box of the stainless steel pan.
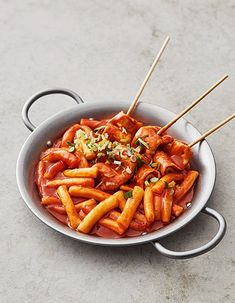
[16,88,226,259]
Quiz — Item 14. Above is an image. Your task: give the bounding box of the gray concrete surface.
[0,1,234,302]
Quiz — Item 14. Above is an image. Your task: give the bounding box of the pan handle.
[22,88,84,132]
[151,207,226,259]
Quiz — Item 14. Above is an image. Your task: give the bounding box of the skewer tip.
[189,112,235,148]
[222,74,229,80]
[127,36,170,116]
[163,36,170,46]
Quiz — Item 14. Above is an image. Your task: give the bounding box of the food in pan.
[35,111,199,238]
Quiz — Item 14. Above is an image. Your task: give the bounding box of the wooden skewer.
[127,36,170,116]
[189,113,235,147]
[157,74,229,135]
[95,181,103,189]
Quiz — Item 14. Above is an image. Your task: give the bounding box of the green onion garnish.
[137,137,149,149]
[136,156,143,169]
[150,177,159,183]
[67,141,76,152]
[124,190,133,199]
[144,180,150,187]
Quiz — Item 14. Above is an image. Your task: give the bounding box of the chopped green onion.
[134,134,148,145]
[144,180,150,187]
[86,139,91,145]
[125,167,132,174]
[114,160,122,165]
[168,181,176,188]
[124,190,133,199]
[121,127,127,134]
[86,140,98,152]
[94,125,106,132]
[127,150,132,157]
[112,141,119,147]
[66,141,76,152]
[127,144,133,156]
[97,152,105,158]
[150,177,159,183]
[91,158,97,164]
[164,181,169,189]
[136,156,143,169]
[150,162,159,168]
[137,138,149,149]
[75,129,87,139]
[106,150,113,156]
[134,146,142,153]
[99,141,109,151]
[130,155,137,163]
[67,141,74,146]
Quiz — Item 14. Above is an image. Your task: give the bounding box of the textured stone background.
[0,1,234,302]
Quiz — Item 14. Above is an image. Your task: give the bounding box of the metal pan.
[16,88,226,259]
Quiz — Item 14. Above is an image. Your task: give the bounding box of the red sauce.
[35,113,198,239]
[47,207,68,226]
[178,186,194,208]
[91,225,122,239]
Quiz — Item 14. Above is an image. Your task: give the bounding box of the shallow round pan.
[16,88,226,259]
